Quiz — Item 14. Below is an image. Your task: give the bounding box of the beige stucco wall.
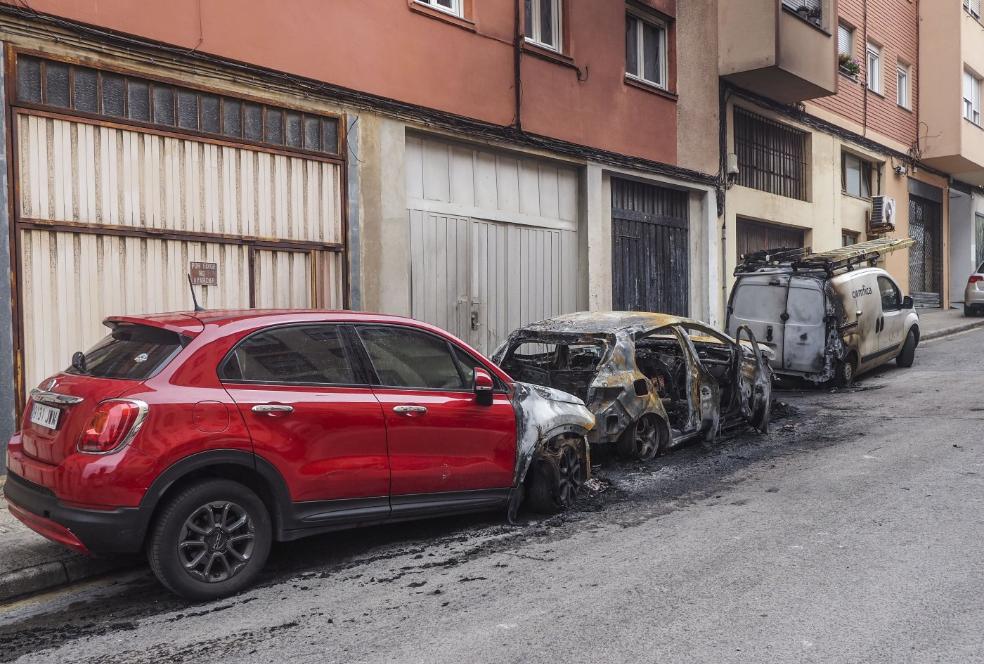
[920,3,970,172]
[677,0,720,176]
[723,99,952,319]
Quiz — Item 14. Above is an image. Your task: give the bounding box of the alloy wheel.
[177,501,256,583]
[633,417,659,460]
[557,446,584,507]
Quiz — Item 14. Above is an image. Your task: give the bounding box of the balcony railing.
[782,0,824,29]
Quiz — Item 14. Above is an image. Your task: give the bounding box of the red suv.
[4,311,593,600]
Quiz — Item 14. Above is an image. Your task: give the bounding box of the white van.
[726,240,920,385]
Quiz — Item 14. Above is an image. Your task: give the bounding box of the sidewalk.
[0,476,129,603]
[916,306,984,341]
[0,307,981,603]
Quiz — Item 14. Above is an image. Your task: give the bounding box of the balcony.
[718,0,838,104]
[918,2,984,186]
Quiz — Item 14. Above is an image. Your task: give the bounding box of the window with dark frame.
[733,108,808,201]
[14,54,340,156]
[841,152,878,199]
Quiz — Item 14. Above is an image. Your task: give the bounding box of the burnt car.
[493,312,772,461]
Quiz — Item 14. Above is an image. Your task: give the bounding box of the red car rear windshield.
[65,323,185,380]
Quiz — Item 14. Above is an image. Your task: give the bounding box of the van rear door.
[727,274,789,370]
[782,278,826,374]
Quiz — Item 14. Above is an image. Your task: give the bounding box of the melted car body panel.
[496,312,772,454]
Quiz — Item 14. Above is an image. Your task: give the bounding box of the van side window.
[877,276,901,312]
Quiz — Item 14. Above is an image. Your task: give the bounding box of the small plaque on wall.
[189,262,218,286]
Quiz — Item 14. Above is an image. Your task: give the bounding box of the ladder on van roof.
[736,237,916,276]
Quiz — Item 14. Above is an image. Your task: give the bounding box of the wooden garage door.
[15,112,344,392]
[612,178,690,316]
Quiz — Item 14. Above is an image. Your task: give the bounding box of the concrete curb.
[0,475,132,604]
[922,317,984,342]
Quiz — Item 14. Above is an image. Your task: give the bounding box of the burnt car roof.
[514,311,698,336]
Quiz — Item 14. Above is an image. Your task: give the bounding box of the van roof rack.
[736,237,916,276]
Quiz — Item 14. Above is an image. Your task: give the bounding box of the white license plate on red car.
[30,403,60,430]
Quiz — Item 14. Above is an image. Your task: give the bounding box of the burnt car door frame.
[638,325,721,442]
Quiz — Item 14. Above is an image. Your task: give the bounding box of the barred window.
[734,108,808,201]
[14,54,340,156]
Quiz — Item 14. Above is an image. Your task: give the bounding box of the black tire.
[896,329,917,368]
[525,437,587,514]
[616,415,661,461]
[966,304,973,317]
[833,354,856,388]
[147,479,272,601]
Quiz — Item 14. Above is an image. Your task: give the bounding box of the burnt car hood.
[511,381,595,486]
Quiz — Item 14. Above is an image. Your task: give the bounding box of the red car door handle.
[393,405,427,416]
[251,404,294,417]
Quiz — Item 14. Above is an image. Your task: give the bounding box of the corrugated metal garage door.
[15,108,344,391]
[406,136,579,353]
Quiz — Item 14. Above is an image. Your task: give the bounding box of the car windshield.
[499,336,608,400]
[65,323,185,380]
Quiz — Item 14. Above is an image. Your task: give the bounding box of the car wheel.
[147,479,272,601]
[966,304,973,317]
[896,330,917,368]
[833,355,856,388]
[616,415,660,461]
[526,437,587,514]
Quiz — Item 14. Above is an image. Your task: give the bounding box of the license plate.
[30,403,60,430]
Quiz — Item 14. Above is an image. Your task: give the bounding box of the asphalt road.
[2,328,982,664]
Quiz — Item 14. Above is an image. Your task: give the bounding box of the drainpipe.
[862,0,868,137]
[513,0,523,131]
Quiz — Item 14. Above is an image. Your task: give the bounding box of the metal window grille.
[734,107,808,201]
[14,54,340,156]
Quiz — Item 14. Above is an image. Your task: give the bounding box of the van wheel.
[526,437,587,514]
[896,330,917,368]
[147,479,272,601]
[616,415,660,461]
[833,355,856,387]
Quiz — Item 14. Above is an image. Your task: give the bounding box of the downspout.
[513,0,523,131]
[719,82,731,322]
[862,0,868,137]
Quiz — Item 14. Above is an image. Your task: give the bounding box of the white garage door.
[406,136,579,353]
[16,112,344,391]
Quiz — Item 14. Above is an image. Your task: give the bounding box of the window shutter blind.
[838,25,852,55]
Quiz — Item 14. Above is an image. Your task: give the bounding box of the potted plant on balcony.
[839,54,861,79]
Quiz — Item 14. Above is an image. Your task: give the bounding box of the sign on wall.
[189,262,219,287]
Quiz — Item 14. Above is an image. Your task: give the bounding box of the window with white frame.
[625,12,667,89]
[897,62,910,109]
[866,42,882,94]
[416,0,462,17]
[965,0,981,19]
[525,0,562,52]
[838,23,854,56]
[964,70,982,125]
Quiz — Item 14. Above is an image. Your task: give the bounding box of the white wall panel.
[20,229,250,389]
[17,114,343,244]
[406,134,578,231]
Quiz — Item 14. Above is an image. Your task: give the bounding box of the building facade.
[718,0,954,311]
[0,0,722,461]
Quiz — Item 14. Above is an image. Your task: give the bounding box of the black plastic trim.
[3,471,144,555]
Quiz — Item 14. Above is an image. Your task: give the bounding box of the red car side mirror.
[474,367,494,406]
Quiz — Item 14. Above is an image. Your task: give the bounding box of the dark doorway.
[611,179,690,316]
[736,218,806,260]
[908,195,943,308]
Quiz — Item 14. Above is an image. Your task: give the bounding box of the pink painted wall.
[4,0,678,164]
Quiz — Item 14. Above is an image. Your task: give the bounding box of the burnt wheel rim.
[634,417,658,459]
[178,501,255,584]
[557,447,584,507]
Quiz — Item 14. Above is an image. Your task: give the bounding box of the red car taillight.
[969,275,983,284]
[77,400,148,454]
